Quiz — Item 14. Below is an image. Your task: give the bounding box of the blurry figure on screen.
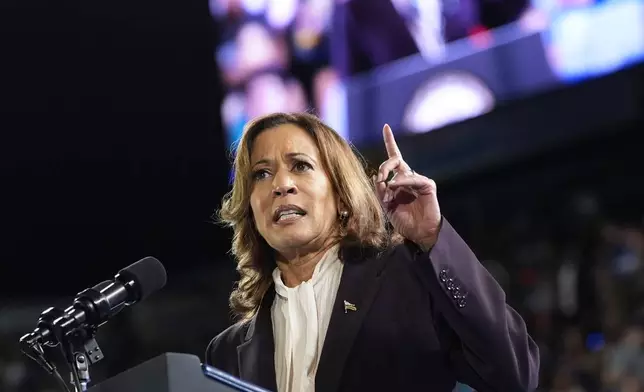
[215,21,289,88]
[222,91,248,146]
[246,74,307,119]
[222,75,308,147]
[284,79,308,114]
[236,22,289,82]
[330,0,420,77]
[313,67,348,140]
[402,72,495,133]
[209,0,244,19]
[391,0,447,61]
[217,41,243,87]
[264,0,298,30]
[239,0,266,16]
[331,0,530,77]
[293,0,334,60]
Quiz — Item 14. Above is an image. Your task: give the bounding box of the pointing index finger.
[383,124,402,158]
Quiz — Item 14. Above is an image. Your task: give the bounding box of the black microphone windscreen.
[117,257,167,300]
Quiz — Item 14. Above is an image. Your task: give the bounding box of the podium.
[87,353,271,392]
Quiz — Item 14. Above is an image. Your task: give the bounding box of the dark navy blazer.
[206,219,540,392]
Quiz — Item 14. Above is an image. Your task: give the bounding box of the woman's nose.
[272,184,297,196]
[272,173,297,196]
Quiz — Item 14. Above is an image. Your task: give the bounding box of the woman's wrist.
[415,217,443,252]
[415,237,436,253]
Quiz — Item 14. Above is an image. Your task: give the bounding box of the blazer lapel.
[237,288,278,392]
[316,247,389,392]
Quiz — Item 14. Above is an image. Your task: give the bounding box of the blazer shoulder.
[204,321,248,371]
[356,240,425,283]
[383,239,424,265]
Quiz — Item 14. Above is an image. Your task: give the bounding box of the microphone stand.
[20,307,105,392]
[56,314,105,392]
[55,313,104,392]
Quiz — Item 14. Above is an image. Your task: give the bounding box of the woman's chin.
[269,233,316,252]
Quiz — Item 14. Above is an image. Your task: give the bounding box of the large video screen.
[211,0,644,147]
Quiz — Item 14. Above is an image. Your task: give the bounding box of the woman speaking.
[205,112,539,392]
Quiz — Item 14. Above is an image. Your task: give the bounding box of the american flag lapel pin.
[344,300,357,313]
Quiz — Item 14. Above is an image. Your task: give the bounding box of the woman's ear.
[336,198,348,216]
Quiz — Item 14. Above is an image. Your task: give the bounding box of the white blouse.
[271,246,344,392]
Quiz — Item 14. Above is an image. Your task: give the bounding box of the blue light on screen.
[546,0,644,82]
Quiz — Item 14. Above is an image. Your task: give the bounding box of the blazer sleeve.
[415,218,540,392]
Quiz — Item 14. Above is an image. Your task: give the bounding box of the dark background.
[0,0,643,391]
[0,0,229,295]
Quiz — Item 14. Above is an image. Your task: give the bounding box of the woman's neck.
[275,242,337,288]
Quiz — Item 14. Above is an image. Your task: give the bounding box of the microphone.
[20,256,167,349]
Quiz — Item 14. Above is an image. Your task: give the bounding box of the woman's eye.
[294,161,312,172]
[252,169,269,180]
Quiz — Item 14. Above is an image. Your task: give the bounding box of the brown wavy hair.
[218,112,397,321]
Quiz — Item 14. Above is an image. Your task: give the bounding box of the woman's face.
[249,124,339,258]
